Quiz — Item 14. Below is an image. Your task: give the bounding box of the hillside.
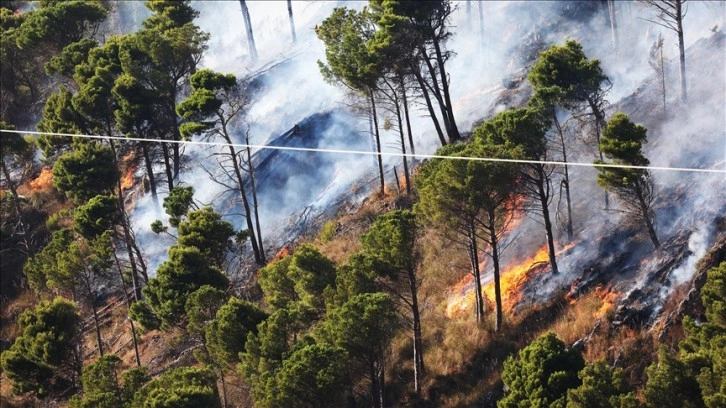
[1,1,725,407]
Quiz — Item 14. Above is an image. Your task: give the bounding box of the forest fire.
[592,285,620,319]
[28,167,53,191]
[446,242,576,318]
[483,244,552,311]
[120,151,137,191]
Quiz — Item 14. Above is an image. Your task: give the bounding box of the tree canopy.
[0,297,81,396]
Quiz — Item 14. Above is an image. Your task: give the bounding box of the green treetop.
[52,141,119,203]
[596,113,660,249]
[499,332,585,408]
[0,297,81,397]
[130,366,221,408]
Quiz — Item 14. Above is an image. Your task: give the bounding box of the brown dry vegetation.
[1,167,716,407]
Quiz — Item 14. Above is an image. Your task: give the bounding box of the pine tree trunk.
[221,122,263,264]
[537,168,559,274]
[170,98,182,180]
[109,139,145,296]
[420,46,453,142]
[553,114,574,241]
[111,242,142,367]
[140,142,160,211]
[287,0,296,44]
[161,142,174,191]
[589,99,609,209]
[432,38,460,142]
[394,95,411,194]
[370,360,382,408]
[239,0,258,62]
[407,264,424,395]
[399,76,416,160]
[660,45,667,117]
[488,212,503,333]
[676,1,687,102]
[0,160,30,253]
[411,66,446,146]
[219,368,228,408]
[91,301,104,357]
[245,135,265,263]
[469,222,485,323]
[636,183,660,249]
[607,0,618,49]
[370,92,385,196]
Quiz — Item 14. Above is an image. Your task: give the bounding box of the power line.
[2,129,725,175]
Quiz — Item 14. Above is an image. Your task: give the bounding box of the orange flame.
[269,246,291,265]
[445,242,576,319]
[482,245,552,311]
[592,285,619,319]
[120,150,137,191]
[28,167,53,191]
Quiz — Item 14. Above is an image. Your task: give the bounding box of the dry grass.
[0,289,37,342]
[548,286,618,345]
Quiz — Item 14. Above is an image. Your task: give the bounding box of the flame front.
[482,245,552,312]
[120,150,137,191]
[446,242,576,319]
[28,167,53,191]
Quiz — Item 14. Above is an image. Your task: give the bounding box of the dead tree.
[239,0,258,62]
[640,0,688,102]
[649,33,667,117]
[287,0,296,43]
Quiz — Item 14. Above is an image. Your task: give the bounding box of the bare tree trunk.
[536,169,559,274]
[488,211,503,333]
[636,183,660,249]
[393,93,411,194]
[109,139,145,296]
[411,66,446,146]
[0,160,31,253]
[111,242,141,366]
[408,265,423,395]
[221,121,263,264]
[420,47,454,142]
[399,76,416,160]
[161,142,174,191]
[140,141,160,211]
[607,0,618,49]
[219,368,228,408]
[244,132,265,263]
[239,0,258,62]
[370,360,382,408]
[676,1,687,102]
[287,0,296,44]
[91,300,104,357]
[478,1,485,52]
[370,92,385,196]
[588,99,609,209]
[660,45,667,116]
[432,39,460,142]
[553,114,573,241]
[469,221,485,323]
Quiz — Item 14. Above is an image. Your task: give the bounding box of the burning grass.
[550,285,621,345]
[23,166,53,192]
[446,242,577,319]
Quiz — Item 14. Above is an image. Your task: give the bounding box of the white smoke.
[123,1,724,286]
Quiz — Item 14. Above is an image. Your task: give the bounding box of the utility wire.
[2,129,725,175]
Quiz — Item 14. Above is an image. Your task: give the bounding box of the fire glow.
[446,242,576,319]
[28,167,53,191]
[120,150,137,192]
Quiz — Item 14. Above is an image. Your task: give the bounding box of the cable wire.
[2,129,725,174]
